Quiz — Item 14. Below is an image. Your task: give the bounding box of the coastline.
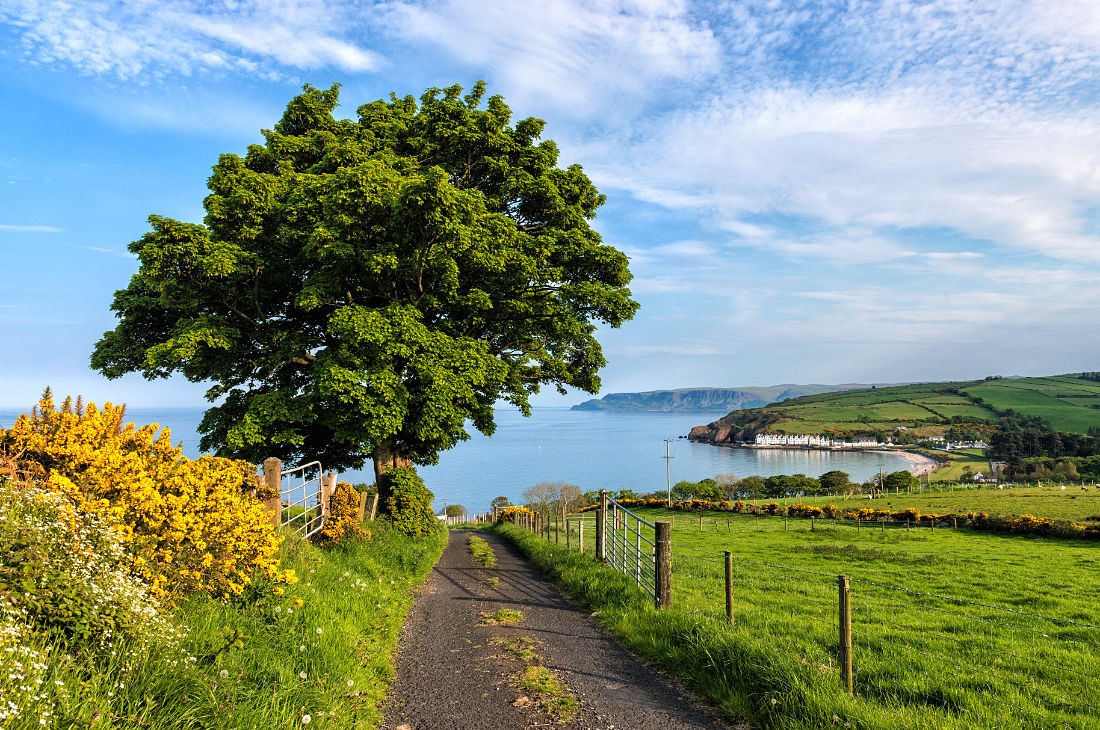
[888,449,941,476]
[707,441,942,477]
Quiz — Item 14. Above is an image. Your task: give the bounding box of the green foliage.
[381,467,439,537]
[92,82,638,474]
[0,478,174,651]
[3,517,445,728]
[882,469,919,493]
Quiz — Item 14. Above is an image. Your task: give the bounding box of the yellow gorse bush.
[0,391,282,598]
[499,505,533,523]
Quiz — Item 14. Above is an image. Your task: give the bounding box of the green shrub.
[0,477,176,651]
[382,467,439,537]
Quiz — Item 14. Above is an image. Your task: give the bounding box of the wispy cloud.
[1,0,378,79]
[377,0,720,117]
[0,224,61,233]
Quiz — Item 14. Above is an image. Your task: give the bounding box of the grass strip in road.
[517,666,579,723]
[490,636,579,723]
[480,609,524,625]
[467,534,497,567]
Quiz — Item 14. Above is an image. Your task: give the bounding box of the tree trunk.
[371,438,412,512]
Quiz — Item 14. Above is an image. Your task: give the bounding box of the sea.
[0,405,913,514]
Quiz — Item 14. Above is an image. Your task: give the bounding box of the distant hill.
[570,384,881,413]
[688,374,1100,444]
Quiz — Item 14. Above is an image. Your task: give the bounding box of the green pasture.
[532,507,1099,729]
[713,374,1100,437]
[962,378,1100,432]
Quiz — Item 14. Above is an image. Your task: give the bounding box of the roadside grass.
[9,520,445,729]
[492,509,1099,729]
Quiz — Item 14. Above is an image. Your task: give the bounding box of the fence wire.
[668,517,1099,729]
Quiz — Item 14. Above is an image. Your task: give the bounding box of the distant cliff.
[571,385,870,413]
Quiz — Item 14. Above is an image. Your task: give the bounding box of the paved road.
[382,530,736,729]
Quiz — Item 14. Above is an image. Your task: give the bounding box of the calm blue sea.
[0,405,911,514]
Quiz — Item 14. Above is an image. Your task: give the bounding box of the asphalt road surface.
[382,530,736,729]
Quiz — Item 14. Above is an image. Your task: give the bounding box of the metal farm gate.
[600,495,658,598]
[279,460,325,538]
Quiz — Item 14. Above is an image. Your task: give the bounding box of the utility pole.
[663,439,674,506]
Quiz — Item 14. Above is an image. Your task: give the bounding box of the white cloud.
[377,0,720,116]
[0,224,61,232]
[0,0,378,78]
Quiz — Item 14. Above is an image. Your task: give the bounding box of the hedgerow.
[578,496,1100,540]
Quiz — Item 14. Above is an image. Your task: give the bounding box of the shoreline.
[888,449,941,477]
[706,441,942,477]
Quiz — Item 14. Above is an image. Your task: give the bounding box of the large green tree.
[91,82,637,479]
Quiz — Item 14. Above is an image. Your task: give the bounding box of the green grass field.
[706,374,1100,438]
[519,503,1100,729]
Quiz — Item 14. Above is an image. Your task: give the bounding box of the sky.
[2,0,1100,410]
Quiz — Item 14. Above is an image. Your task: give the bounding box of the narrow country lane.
[382,530,736,730]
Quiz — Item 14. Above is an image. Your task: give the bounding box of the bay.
[1,405,913,514]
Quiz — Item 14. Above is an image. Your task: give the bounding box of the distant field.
[705,374,1100,438]
[961,377,1100,432]
[764,484,1100,523]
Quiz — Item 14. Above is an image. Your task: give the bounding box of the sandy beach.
[890,449,942,476]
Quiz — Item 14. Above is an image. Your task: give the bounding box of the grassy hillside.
[697,374,1100,439]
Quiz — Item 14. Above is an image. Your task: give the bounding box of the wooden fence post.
[357,491,368,523]
[655,520,672,609]
[596,490,607,561]
[724,550,734,624]
[369,492,380,521]
[579,520,585,554]
[321,472,337,518]
[839,574,854,695]
[262,457,282,528]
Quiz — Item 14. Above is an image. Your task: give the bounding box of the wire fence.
[530,509,1098,727]
[670,518,1099,728]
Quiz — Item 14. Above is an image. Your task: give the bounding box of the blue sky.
[2,0,1100,409]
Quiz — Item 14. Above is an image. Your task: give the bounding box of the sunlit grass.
[8,520,445,729]
[493,508,1100,729]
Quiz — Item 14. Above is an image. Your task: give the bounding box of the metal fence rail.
[281,460,324,538]
[603,496,657,597]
